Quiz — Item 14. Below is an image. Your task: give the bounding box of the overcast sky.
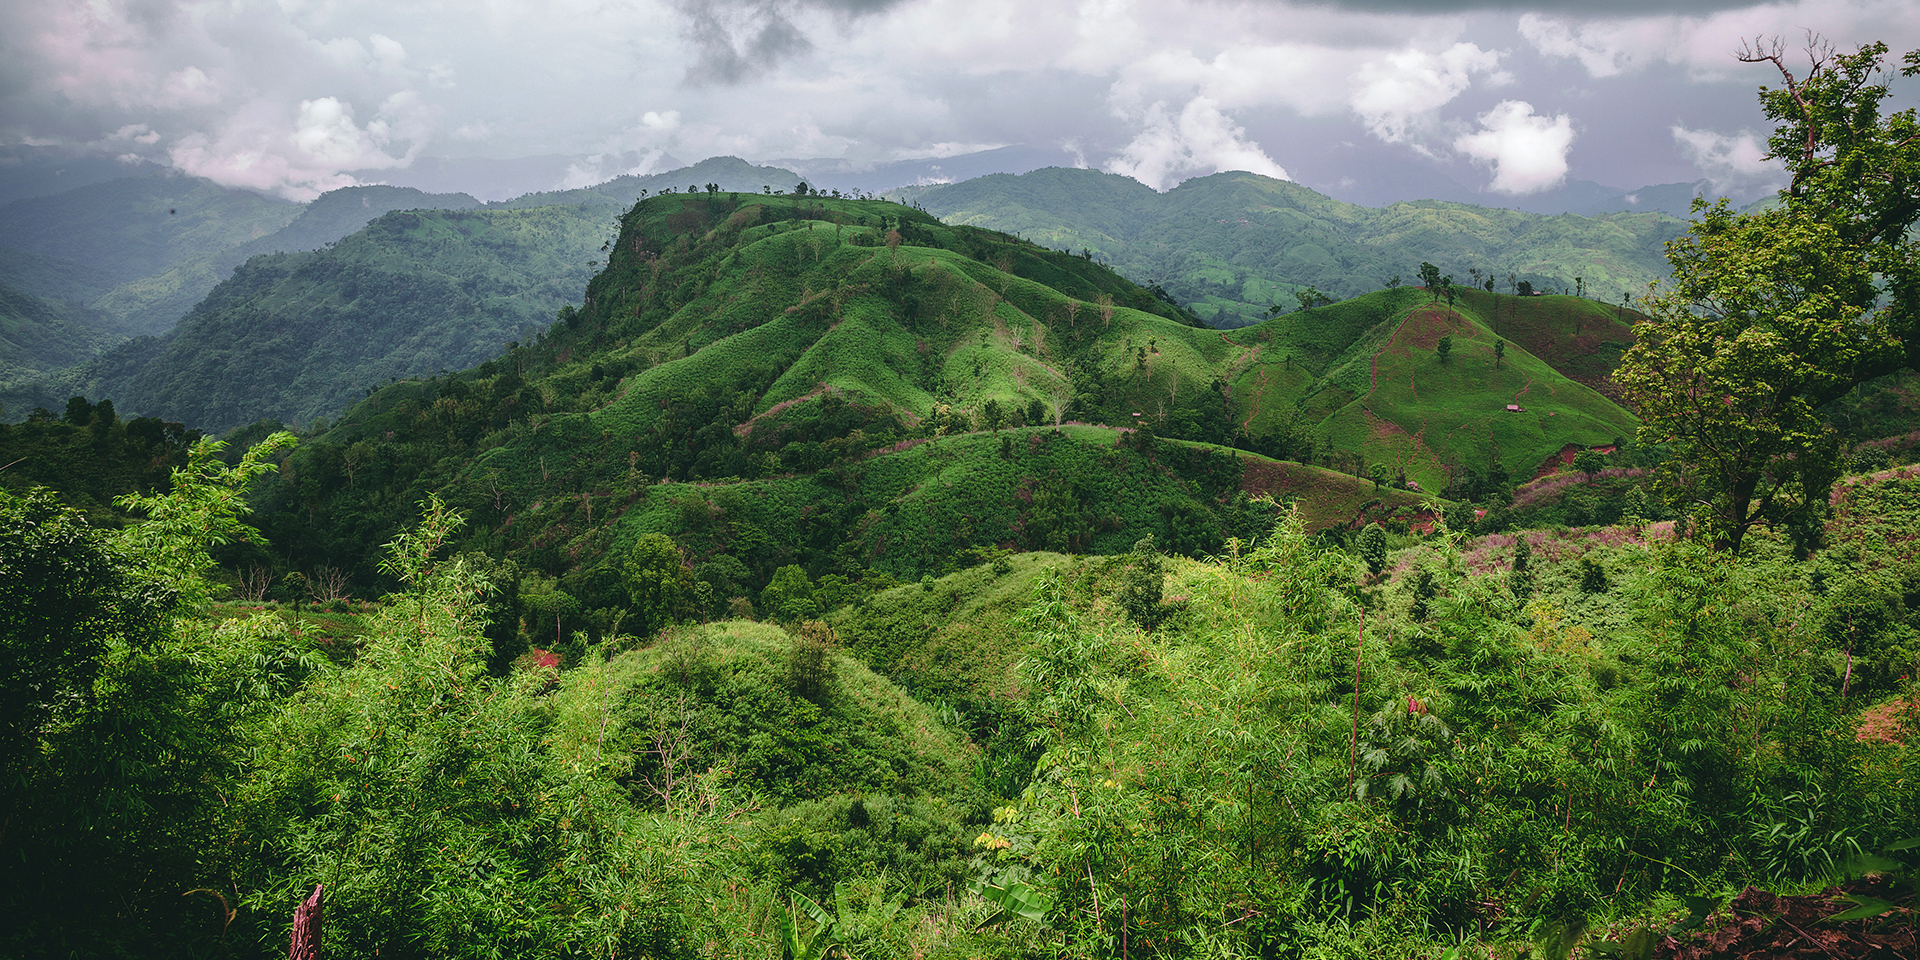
[5,0,1918,202]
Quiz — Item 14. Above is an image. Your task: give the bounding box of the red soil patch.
[1368,411,1410,444]
[1237,456,1426,532]
[735,383,831,437]
[1652,880,1916,960]
[1399,305,1477,350]
[1856,698,1914,745]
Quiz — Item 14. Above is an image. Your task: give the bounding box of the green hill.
[0,282,122,383]
[0,160,806,394]
[68,204,615,432]
[1229,286,1638,491]
[894,167,1687,327]
[0,171,300,292]
[0,177,492,394]
[488,155,806,210]
[248,191,1606,625]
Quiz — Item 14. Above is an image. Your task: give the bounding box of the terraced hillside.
[1228,286,1638,492]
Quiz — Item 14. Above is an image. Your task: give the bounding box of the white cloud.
[7,0,1910,203]
[1453,100,1575,194]
[1106,97,1289,191]
[1351,42,1504,143]
[109,123,161,145]
[1672,125,1786,191]
[1517,14,1645,78]
[369,34,407,71]
[158,66,219,107]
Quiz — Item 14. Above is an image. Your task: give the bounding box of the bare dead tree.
[1736,32,1837,174]
[642,695,697,812]
[237,565,272,603]
[307,566,351,603]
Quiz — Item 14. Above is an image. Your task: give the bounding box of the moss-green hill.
[1230,286,1638,492]
[552,619,978,804]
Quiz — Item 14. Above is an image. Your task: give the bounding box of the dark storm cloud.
[674,0,910,86]
[676,1,811,85]
[1289,0,1758,12]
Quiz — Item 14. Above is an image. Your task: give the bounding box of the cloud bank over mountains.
[3,0,1916,202]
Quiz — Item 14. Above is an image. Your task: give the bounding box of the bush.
[1359,523,1388,575]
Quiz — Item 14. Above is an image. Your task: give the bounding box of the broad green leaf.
[1826,894,1897,922]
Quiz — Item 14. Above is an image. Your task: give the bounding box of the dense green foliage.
[0,394,201,518]
[5,437,1915,958]
[0,281,126,396]
[896,168,1686,328]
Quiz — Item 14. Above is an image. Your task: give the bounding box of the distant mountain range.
[894,167,1688,327]
[351,142,1747,215]
[0,157,818,415]
[2,154,1675,442]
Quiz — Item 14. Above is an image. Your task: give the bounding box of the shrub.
[788,620,838,702]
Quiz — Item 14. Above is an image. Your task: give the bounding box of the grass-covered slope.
[897,167,1686,327]
[71,204,615,432]
[1229,286,1638,491]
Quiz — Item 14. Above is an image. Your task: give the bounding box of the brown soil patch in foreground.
[1651,880,1915,960]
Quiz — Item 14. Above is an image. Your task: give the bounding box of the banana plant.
[971,879,1052,929]
[773,888,840,960]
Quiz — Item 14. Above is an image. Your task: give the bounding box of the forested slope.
[68,204,615,432]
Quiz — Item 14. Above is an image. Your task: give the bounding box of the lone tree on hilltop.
[1418,262,1443,301]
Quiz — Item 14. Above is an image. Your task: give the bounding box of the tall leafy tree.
[1617,37,1920,551]
[622,532,694,637]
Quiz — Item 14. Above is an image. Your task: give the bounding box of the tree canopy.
[1618,37,1920,551]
